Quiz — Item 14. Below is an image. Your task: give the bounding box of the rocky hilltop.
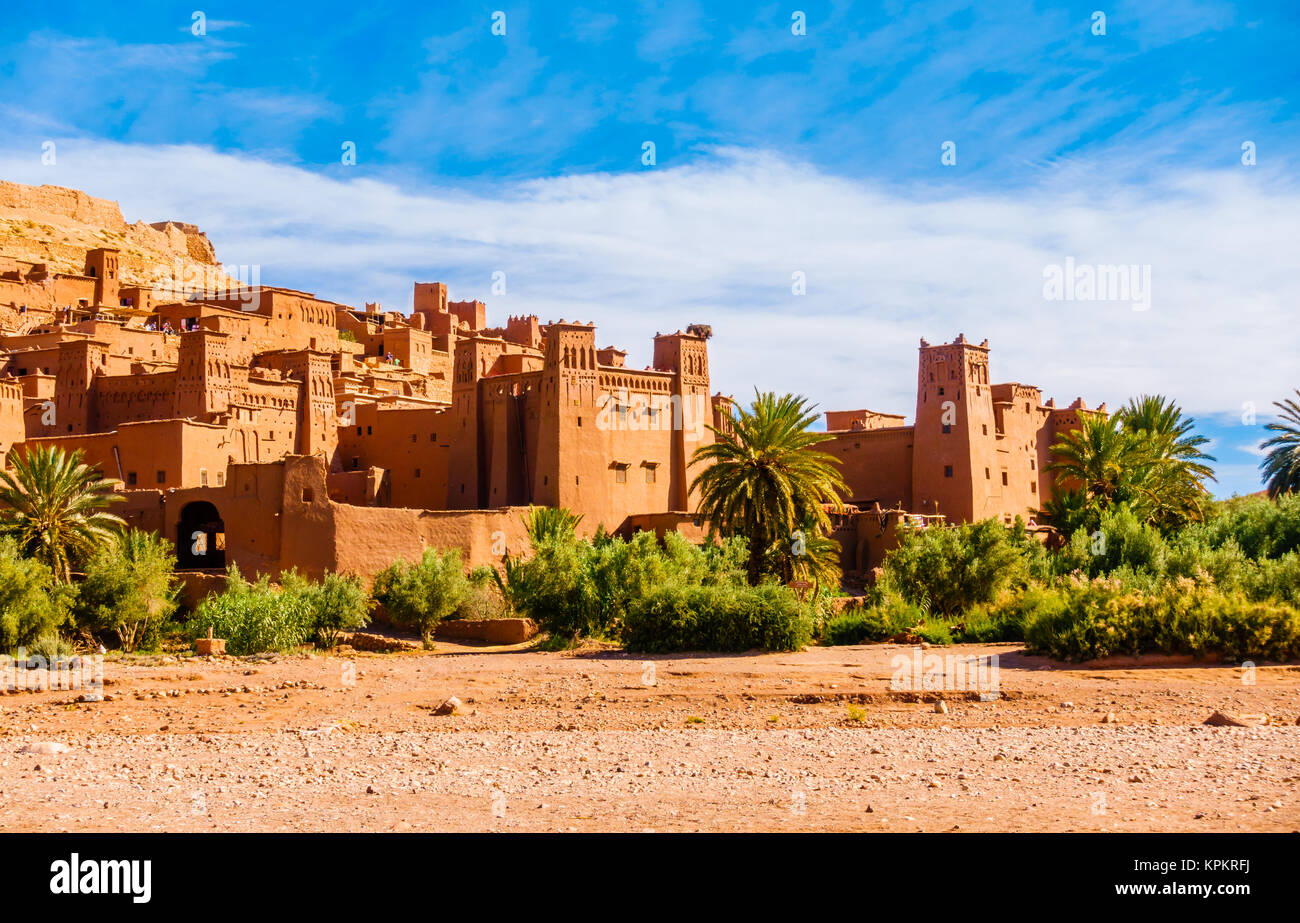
[0,180,234,290]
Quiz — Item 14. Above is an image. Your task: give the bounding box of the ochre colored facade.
[2,215,1097,585]
[0,238,725,580]
[824,334,1100,575]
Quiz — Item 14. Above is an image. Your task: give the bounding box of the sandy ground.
[0,641,1296,832]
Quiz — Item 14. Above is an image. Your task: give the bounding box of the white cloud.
[2,140,1296,433]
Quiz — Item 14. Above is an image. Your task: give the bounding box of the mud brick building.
[0,183,1093,583]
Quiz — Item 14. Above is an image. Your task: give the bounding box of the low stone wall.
[343,632,422,652]
[434,618,538,644]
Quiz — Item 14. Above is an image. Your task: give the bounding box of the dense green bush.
[1058,505,1169,578]
[372,549,468,642]
[284,571,372,648]
[622,582,812,653]
[0,536,73,654]
[500,529,749,643]
[950,604,1026,643]
[27,631,75,660]
[184,566,316,654]
[1020,576,1300,662]
[74,530,179,652]
[881,517,1038,616]
[822,594,924,645]
[1241,552,1300,605]
[456,580,509,621]
[1179,493,1300,560]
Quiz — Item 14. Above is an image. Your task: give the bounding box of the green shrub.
[622,582,812,653]
[952,603,1025,643]
[456,582,509,620]
[0,536,72,654]
[285,571,372,648]
[1183,493,1300,560]
[184,566,315,654]
[74,530,178,652]
[26,631,75,661]
[502,536,603,640]
[1021,576,1300,662]
[500,527,748,643]
[914,619,954,645]
[1166,539,1251,590]
[1060,506,1170,578]
[822,594,923,645]
[1241,552,1300,605]
[372,549,468,642]
[882,518,1032,617]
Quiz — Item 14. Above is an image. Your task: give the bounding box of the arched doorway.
[177,501,226,568]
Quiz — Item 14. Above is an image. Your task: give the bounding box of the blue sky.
[2,0,1298,495]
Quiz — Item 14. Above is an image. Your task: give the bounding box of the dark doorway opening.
[177,501,226,568]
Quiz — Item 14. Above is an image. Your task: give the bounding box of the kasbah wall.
[0,182,1099,587]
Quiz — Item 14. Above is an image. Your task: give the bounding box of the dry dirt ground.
[1,641,1296,832]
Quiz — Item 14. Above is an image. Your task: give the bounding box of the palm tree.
[1260,390,1300,498]
[0,445,125,582]
[522,505,583,547]
[690,391,848,585]
[1117,394,1216,526]
[776,510,843,592]
[1120,396,1215,469]
[1046,397,1217,532]
[1036,486,1091,538]
[1046,412,1138,511]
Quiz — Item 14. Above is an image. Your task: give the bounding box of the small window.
[942,424,951,434]
[415,468,421,478]
[366,426,372,435]
[302,488,314,502]
[1031,482,1037,494]
[156,470,166,484]
[200,468,209,487]
[356,426,362,435]
[984,468,990,480]
[1002,472,1009,486]
[943,465,953,478]
[577,417,583,427]
[126,471,138,486]
[645,465,657,484]
[938,387,945,396]
[982,424,988,435]
[411,434,417,443]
